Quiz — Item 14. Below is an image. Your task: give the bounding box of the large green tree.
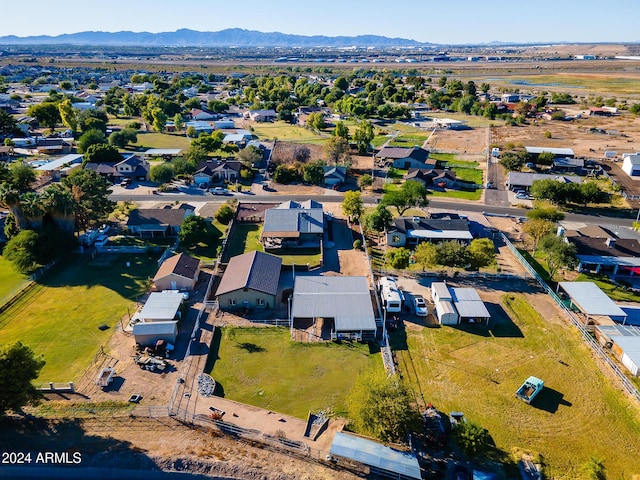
[364,204,392,239]
[83,143,123,165]
[452,421,492,458]
[523,219,555,254]
[0,341,46,415]
[436,240,468,268]
[324,136,350,165]
[76,129,107,154]
[414,241,438,270]
[179,215,216,248]
[467,238,496,269]
[9,162,36,192]
[150,164,175,184]
[346,370,419,443]
[539,234,578,279]
[0,109,18,136]
[27,102,61,130]
[302,161,325,185]
[382,180,429,216]
[3,229,41,273]
[353,120,374,154]
[62,169,115,230]
[57,98,77,132]
[341,190,364,222]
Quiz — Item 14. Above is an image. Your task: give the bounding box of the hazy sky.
[2,0,638,44]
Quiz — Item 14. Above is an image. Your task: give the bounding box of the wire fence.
[501,233,640,403]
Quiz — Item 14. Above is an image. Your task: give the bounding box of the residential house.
[386,216,472,247]
[506,172,583,192]
[142,149,183,161]
[376,146,430,170]
[153,252,201,291]
[243,109,277,122]
[291,276,378,342]
[115,155,150,181]
[261,200,324,250]
[191,108,215,121]
[193,160,243,186]
[563,224,640,276]
[84,162,120,181]
[127,207,194,237]
[552,157,585,173]
[216,251,282,310]
[323,166,346,186]
[622,153,640,177]
[214,118,235,129]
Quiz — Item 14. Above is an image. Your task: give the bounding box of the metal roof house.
[291,276,377,342]
[330,432,421,480]
[558,282,627,323]
[142,148,183,160]
[595,325,640,376]
[216,251,282,311]
[261,200,324,250]
[387,217,472,247]
[525,146,575,158]
[35,154,83,180]
[451,288,491,325]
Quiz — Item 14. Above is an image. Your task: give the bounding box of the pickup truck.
[516,376,544,404]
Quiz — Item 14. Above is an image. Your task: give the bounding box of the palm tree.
[0,182,27,229]
[41,185,75,233]
[20,192,45,229]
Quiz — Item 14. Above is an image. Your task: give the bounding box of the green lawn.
[222,224,321,266]
[130,132,192,151]
[0,257,28,304]
[372,135,389,147]
[388,133,429,147]
[250,121,327,144]
[428,189,482,201]
[391,294,640,478]
[430,152,480,168]
[452,167,483,184]
[0,254,158,383]
[575,273,640,303]
[206,327,381,419]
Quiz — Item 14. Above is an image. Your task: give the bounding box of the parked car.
[515,192,531,200]
[486,181,495,189]
[413,295,428,316]
[209,186,228,195]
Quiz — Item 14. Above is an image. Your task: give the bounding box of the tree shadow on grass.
[530,386,572,414]
[37,253,158,301]
[236,342,266,353]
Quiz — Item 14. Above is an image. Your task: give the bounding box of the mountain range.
[0,28,428,47]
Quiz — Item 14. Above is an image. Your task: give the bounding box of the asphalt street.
[109,192,636,228]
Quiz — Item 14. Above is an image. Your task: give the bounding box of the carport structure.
[558,282,627,324]
[330,432,422,480]
[451,288,491,325]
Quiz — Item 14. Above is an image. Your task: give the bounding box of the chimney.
[606,238,616,249]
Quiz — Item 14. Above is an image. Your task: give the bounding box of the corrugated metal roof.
[577,255,640,267]
[431,282,452,300]
[139,292,183,321]
[454,300,491,319]
[144,148,183,155]
[216,251,282,296]
[35,154,82,171]
[559,282,627,318]
[452,288,482,302]
[409,230,473,240]
[508,172,583,188]
[330,432,421,480]
[292,276,376,332]
[525,146,575,156]
[133,321,178,336]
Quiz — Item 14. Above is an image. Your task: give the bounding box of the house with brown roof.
[153,252,201,291]
[193,160,243,186]
[216,251,282,310]
[564,225,640,276]
[127,207,194,237]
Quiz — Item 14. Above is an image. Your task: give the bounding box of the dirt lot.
[428,127,488,157]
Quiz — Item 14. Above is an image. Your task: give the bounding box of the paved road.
[110,192,636,228]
